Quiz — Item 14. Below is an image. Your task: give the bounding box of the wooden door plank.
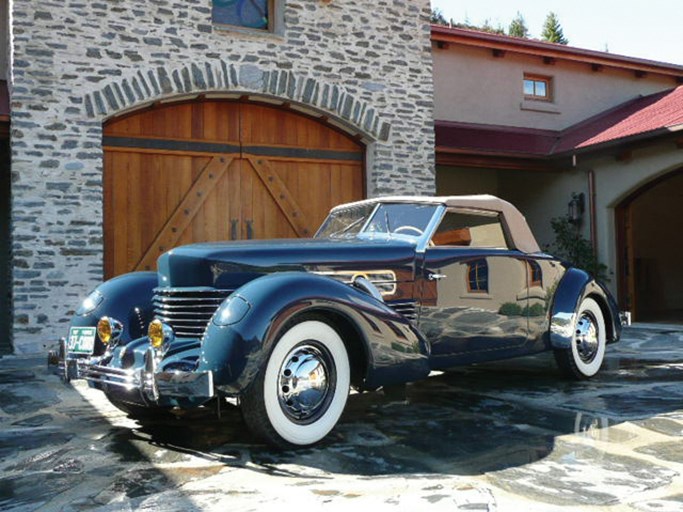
[626,204,637,321]
[134,155,234,271]
[245,156,312,238]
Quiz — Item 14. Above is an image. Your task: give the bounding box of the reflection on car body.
[53,195,623,448]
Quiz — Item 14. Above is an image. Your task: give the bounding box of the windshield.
[316,202,439,240]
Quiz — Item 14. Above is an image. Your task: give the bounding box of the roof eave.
[431,26,683,79]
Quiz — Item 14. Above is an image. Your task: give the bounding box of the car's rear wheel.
[241,319,350,449]
[554,297,606,379]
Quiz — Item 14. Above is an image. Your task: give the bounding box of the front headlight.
[148,319,174,349]
[97,316,123,345]
[76,290,103,316]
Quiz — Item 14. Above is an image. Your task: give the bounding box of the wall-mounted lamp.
[568,192,585,225]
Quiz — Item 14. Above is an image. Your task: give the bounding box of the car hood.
[156,237,418,288]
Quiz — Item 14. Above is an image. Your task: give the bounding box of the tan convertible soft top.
[333,194,541,254]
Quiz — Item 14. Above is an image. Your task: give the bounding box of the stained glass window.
[213,0,270,30]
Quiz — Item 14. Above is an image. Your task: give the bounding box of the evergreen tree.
[431,8,449,26]
[508,12,529,38]
[480,18,505,35]
[541,12,568,44]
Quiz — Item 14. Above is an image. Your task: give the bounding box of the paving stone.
[0,329,683,510]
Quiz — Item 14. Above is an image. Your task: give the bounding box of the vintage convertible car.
[54,195,623,448]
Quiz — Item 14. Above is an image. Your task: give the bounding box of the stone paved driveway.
[1,326,683,511]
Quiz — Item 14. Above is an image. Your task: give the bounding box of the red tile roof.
[555,86,683,153]
[436,86,683,159]
[435,121,556,156]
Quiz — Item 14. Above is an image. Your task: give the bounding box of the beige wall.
[433,44,675,130]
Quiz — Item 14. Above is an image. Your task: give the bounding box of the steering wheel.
[393,225,424,236]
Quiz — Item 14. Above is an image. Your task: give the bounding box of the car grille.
[387,300,418,322]
[152,287,233,338]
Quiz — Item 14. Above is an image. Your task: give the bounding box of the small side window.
[431,210,509,249]
[467,258,489,293]
[523,74,553,102]
[527,260,543,287]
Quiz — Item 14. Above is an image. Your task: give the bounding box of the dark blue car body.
[57,196,622,447]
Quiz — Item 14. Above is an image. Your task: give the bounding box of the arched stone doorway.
[103,98,365,279]
[616,169,683,323]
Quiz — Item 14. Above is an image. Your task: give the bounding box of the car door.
[418,208,530,368]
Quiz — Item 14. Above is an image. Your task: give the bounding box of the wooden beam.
[246,156,311,237]
[134,155,234,271]
[616,150,633,162]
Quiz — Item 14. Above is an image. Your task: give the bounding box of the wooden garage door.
[103,101,365,278]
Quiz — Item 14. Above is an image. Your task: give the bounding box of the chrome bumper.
[620,311,632,327]
[50,338,214,403]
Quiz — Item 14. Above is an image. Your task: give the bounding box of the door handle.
[246,220,254,240]
[230,219,238,240]
[428,273,447,281]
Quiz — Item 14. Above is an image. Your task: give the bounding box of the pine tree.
[541,12,568,44]
[431,8,449,26]
[508,12,529,38]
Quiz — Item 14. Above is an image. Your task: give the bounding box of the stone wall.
[9,0,436,353]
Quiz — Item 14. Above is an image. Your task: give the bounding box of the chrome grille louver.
[152,287,232,338]
[387,300,418,322]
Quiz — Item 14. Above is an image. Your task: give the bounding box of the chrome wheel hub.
[278,344,334,423]
[575,312,599,363]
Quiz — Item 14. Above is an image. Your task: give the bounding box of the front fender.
[197,272,430,395]
[549,268,621,350]
[69,272,158,355]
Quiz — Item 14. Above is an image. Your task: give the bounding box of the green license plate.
[67,327,96,354]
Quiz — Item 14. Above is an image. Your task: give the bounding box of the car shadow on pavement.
[130,328,683,478]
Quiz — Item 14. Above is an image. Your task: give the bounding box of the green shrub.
[545,216,610,282]
[499,302,523,316]
[523,303,547,317]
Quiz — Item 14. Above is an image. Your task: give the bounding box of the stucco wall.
[9,0,436,353]
[433,43,675,130]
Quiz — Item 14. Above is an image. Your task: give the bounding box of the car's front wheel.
[554,297,606,379]
[241,319,350,448]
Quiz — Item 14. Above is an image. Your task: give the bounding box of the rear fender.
[549,268,621,350]
[197,272,430,395]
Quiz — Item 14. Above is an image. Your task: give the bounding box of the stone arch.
[83,61,391,142]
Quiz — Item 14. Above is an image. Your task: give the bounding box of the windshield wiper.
[329,216,366,238]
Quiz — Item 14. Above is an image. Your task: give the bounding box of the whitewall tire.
[554,297,606,379]
[241,319,350,448]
